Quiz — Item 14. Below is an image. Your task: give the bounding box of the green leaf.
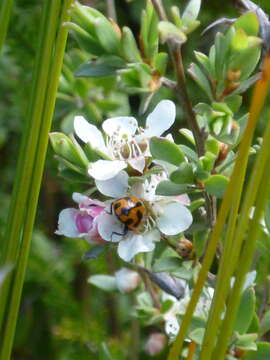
[260,310,270,336]
[234,288,256,334]
[60,169,89,183]
[49,132,88,167]
[75,56,125,78]
[154,52,168,75]
[200,152,216,172]
[248,313,260,333]
[225,95,242,113]
[189,328,205,345]
[235,333,257,351]
[140,1,159,62]
[188,63,213,100]
[234,12,259,36]
[170,163,194,184]
[153,256,182,272]
[194,50,213,78]
[150,137,185,166]
[88,275,116,292]
[121,26,142,62]
[182,0,201,27]
[156,181,190,196]
[231,29,249,51]
[193,230,209,258]
[179,145,199,162]
[158,21,187,44]
[68,22,105,56]
[179,128,195,145]
[229,44,261,80]
[94,17,120,54]
[214,30,232,81]
[99,343,113,360]
[245,342,270,360]
[189,199,205,212]
[204,174,229,198]
[205,137,219,155]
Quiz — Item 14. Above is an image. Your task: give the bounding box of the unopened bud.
[145,333,167,356]
[115,268,140,293]
[227,69,241,82]
[176,238,194,259]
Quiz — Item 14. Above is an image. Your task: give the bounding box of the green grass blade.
[0,1,73,358]
[200,55,270,360]
[0,0,14,53]
[167,54,270,360]
[213,116,270,360]
[0,0,61,340]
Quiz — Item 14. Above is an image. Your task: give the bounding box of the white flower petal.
[156,201,193,235]
[97,213,124,243]
[74,116,107,152]
[128,156,145,173]
[166,133,174,142]
[174,194,191,206]
[165,317,179,338]
[145,100,176,137]
[117,230,158,262]
[88,159,127,180]
[56,208,80,237]
[102,116,138,137]
[95,171,128,198]
[72,192,89,204]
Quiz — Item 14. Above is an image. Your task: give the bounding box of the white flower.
[95,171,193,262]
[114,268,140,293]
[163,285,214,338]
[74,100,176,180]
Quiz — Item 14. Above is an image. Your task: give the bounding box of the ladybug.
[110,196,146,239]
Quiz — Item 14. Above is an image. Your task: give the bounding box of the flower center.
[75,214,93,233]
[106,131,145,161]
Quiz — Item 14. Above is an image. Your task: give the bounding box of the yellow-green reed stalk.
[199,54,270,360]
[0,0,61,330]
[0,0,14,53]
[212,121,270,360]
[0,1,73,358]
[167,54,270,360]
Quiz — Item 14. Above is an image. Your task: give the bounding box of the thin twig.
[151,0,215,227]
[106,0,117,22]
[139,269,161,309]
[187,341,197,360]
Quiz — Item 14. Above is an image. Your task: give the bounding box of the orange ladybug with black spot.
[110,196,146,239]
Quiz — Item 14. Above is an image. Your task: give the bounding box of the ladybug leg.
[111,225,128,242]
[106,202,113,215]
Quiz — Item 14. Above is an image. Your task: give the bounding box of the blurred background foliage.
[1,0,270,359]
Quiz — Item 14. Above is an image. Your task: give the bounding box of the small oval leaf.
[204,174,229,198]
[150,137,185,166]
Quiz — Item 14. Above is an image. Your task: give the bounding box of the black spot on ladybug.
[134,209,143,227]
[113,202,121,210]
[124,218,134,226]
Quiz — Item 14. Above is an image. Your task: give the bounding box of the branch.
[151,0,205,156]
[106,0,117,22]
[151,0,216,227]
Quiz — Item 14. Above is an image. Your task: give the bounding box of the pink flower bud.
[114,268,140,293]
[145,333,167,356]
[56,193,106,244]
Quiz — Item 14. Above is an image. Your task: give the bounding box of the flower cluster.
[55,100,193,262]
